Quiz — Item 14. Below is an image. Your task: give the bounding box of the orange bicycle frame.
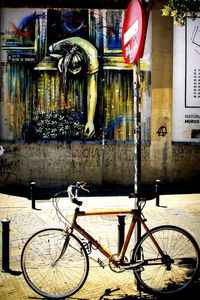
[69,207,164,262]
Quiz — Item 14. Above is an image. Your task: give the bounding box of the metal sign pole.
[133,60,141,197]
[128,58,142,292]
[122,0,151,292]
[134,59,142,292]
[132,59,142,239]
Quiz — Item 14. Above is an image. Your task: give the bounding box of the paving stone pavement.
[0,191,200,300]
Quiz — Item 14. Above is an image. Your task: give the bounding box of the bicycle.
[21,181,200,299]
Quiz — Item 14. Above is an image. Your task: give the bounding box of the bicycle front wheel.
[132,225,200,297]
[21,228,89,299]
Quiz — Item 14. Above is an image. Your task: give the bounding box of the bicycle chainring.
[109,254,128,273]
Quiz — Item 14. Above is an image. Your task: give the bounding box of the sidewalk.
[0,191,200,299]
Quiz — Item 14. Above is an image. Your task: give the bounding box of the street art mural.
[0,8,151,143]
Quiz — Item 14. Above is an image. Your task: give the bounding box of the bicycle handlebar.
[67,182,151,210]
[67,181,89,206]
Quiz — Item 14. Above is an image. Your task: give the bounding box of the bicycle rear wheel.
[132,225,200,297]
[21,228,89,299]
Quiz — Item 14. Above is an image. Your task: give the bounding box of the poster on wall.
[172,16,200,142]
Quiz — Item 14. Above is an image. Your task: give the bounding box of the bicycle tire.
[132,225,200,297]
[21,228,89,299]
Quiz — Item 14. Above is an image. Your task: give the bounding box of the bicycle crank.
[109,254,144,272]
[109,254,128,273]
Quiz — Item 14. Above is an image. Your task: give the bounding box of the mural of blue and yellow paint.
[0,8,151,143]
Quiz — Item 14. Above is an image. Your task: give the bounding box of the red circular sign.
[122,0,146,64]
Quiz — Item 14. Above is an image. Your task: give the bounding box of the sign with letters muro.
[172,16,200,142]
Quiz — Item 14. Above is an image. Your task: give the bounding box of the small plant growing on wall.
[161,0,200,25]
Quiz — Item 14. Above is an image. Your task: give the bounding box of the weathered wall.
[0,143,135,187]
[146,2,200,185]
[1,2,200,189]
[0,142,200,188]
[149,1,174,182]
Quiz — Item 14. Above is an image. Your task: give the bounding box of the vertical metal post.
[101,129,105,185]
[1,219,10,272]
[155,179,161,206]
[133,61,141,198]
[117,215,125,253]
[133,60,141,215]
[133,60,142,292]
[30,181,36,209]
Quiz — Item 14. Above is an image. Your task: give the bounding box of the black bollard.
[1,219,10,272]
[30,181,36,209]
[117,215,125,253]
[155,179,161,206]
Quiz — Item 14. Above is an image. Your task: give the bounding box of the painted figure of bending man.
[49,37,99,138]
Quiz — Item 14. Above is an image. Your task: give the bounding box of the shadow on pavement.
[98,269,200,299]
[1,181,200,201]
[4,269,22,276]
